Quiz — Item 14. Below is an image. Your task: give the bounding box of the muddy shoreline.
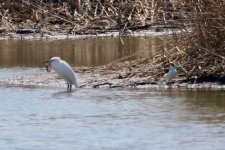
[1,67,225,90]
[0,28,176,40]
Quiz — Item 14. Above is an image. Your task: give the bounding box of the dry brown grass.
[0,0,190,32]
[170,0,225,80]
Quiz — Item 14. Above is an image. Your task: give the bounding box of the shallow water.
[0,82,225,150]
[0,38,225,150]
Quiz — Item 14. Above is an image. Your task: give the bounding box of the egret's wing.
[52,60,78,87]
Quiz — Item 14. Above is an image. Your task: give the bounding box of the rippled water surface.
[0,82,225,150]
[0,38,225,150]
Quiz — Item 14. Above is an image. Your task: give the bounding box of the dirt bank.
[1,65,225,90]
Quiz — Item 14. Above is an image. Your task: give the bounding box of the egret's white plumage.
[43,57,78,91]
[164,64,177,82]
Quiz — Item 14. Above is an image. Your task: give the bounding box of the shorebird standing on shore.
[164,63,177,84]
[42,57,78,91]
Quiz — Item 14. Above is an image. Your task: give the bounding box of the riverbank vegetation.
[164,0,225,83]
[0,0,224,84]
[0,0,191,33]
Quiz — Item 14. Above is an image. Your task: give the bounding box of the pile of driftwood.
[0,0,191,34]
[78,46,224,85]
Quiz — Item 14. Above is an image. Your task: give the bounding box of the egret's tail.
[73,74,79,87]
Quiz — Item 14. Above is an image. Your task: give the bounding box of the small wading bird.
[164,63,177,84]
[42,57,78,91]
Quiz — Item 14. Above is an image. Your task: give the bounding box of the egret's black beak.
[42,60,52,63]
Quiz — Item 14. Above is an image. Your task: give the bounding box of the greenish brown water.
[0,37,166,67]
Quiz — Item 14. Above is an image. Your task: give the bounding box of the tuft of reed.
[170,0,225,80]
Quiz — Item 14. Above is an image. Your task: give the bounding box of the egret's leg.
[67,82,70,91]
[67,82,72,91]
[69,83,72,91]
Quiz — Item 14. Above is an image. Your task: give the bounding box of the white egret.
[42,57,78,91]
[164,63,177,83]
